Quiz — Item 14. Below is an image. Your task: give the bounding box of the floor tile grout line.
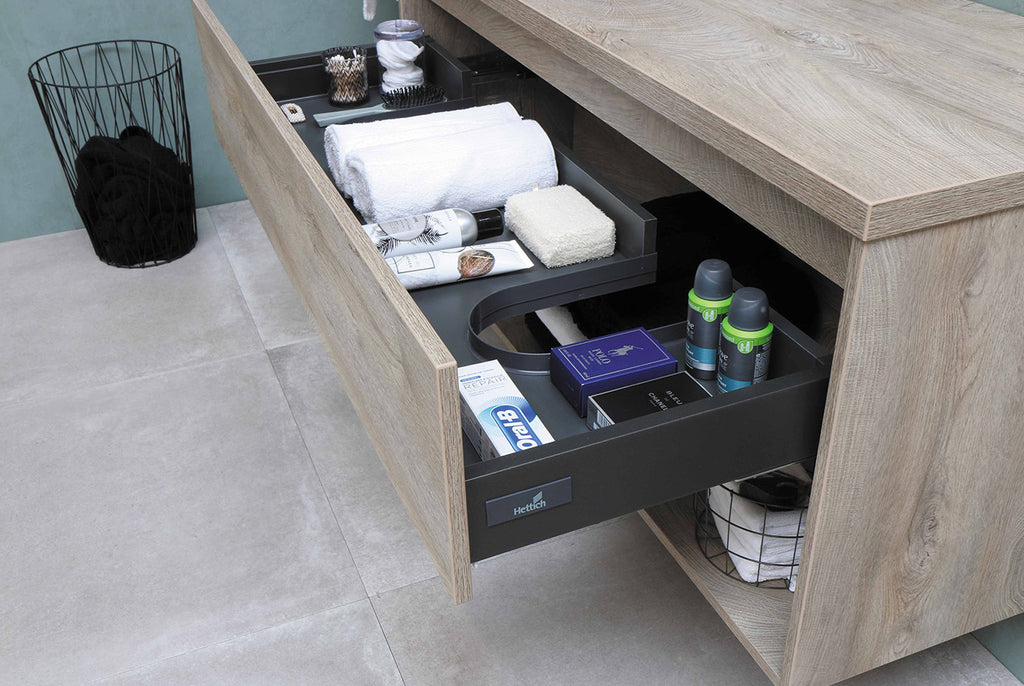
[265,347,369,600]
[0,207,263,412]
[368,595,409,686]
[0,224,86,247]
[343,514,633,601]
[265,334,320,353]
[206,205,272,353]
[209,203,321,354]
[367,571,443,600]
[263,341,445,601]
[81,596,374,685]
[0,348,268,412]
[77,207,410,675]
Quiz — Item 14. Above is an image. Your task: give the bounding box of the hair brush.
[313,84,447,127]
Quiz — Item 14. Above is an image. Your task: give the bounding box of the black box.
[587,371,711,430]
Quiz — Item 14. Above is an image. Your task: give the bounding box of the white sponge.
[504,185,615,268]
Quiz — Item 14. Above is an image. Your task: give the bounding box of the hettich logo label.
[514,491,546,517]
[485,477,571,527]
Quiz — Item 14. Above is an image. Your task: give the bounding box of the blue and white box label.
[458,360,554,461]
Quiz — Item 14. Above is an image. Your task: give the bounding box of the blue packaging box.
[550,327,678,417]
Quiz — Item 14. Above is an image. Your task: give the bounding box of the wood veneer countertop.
[476,0,1024,240]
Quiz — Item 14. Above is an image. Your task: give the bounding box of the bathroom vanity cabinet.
[192,1,1024,684]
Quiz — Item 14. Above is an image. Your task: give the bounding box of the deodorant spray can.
[685,259,733,380]
[717,287,773,392]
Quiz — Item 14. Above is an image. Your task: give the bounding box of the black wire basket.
[28,40,196,267]
[694,475,809,590]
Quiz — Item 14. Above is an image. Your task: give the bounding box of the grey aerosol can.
[685,259,733,380]
[716,287,774,392]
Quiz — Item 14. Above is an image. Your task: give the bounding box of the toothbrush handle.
[314,102,389,127]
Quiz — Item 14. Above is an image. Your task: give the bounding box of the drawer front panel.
[466,342,829,562]
[192,0,472,603]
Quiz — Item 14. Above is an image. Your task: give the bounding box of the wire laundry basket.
[695,480,808,590]
[28,40,196,267]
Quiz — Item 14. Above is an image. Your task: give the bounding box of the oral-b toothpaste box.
[550,327,678,417]
[458,360,554,461]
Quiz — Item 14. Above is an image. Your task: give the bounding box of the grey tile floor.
[1,201,1019,686]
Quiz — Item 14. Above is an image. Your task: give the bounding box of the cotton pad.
[504,185,615,268]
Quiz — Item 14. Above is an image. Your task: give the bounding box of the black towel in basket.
[73,126,193,266]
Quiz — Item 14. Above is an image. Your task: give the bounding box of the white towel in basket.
[348,118,558,223]
[323,102,521,197]
[708,482,806,589]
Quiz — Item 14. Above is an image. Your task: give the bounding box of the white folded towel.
[349,118,558,223]
[323,103,521,196]
[708,482,806,589]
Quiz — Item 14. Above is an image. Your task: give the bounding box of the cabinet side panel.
[414,0,851,286]
[786,210,1024,685]
[192,0,471,603]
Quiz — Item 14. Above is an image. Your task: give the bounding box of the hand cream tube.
[386,240,534,290]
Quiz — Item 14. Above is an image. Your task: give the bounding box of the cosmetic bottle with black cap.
[717,287,774,392]
[363,208,504,258]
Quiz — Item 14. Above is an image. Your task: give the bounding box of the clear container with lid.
[374,19,425,92]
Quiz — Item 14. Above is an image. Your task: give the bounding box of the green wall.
[976,616,1024,681]
[977,0,1024,13]
[1,0,398,243]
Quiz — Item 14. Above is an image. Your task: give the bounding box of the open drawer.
[192,0,830,604]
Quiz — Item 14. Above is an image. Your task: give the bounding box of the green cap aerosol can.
[717,287,773,392]
[685,259,733,380]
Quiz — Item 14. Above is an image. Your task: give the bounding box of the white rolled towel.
[323,102,521,196]
[708,483,806,587]
[349,118,558,223]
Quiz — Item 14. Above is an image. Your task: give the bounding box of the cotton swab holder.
[374,20,425,93]
[504,185,616,268]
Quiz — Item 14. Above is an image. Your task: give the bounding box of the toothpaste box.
[458,360,554,461]
[550,327,678,417]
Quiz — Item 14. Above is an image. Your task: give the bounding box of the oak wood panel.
[415,0,851,286]
[192,0,472,604]
[470,0,1024,240]
[785,208,1024,685]
[641,500,792,685]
